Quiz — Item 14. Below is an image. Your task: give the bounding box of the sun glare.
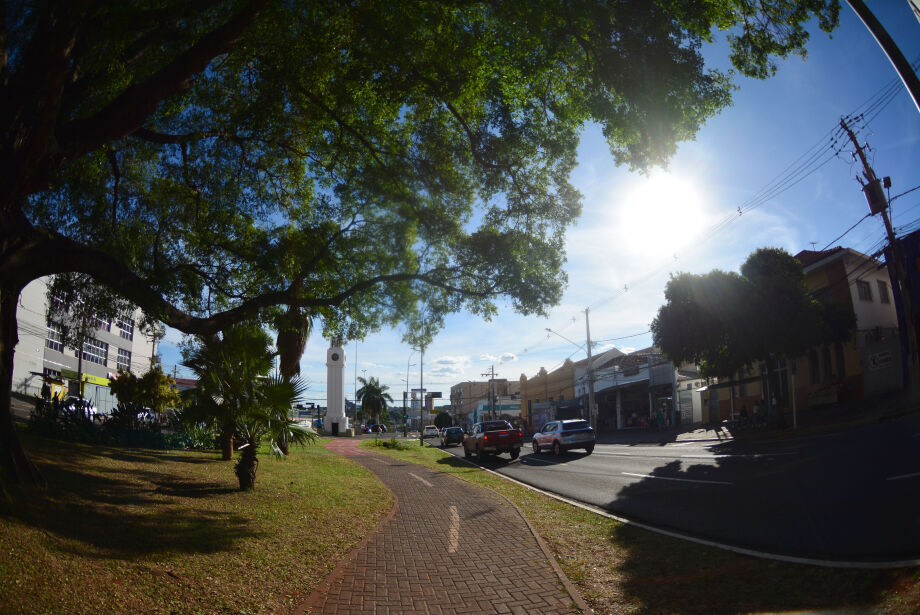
[616,173,709,254]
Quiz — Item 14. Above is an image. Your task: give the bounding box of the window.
[43,367,61,379]
[93,314,111,332]
[117,314,135,341]
[856,280,873,302]
[80,338,108,366]
[117,348,131,371]
[45,322,64,352]
[878,280,891,304]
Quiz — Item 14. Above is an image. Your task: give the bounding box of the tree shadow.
[5,435,262,559]
[596,451,920,614]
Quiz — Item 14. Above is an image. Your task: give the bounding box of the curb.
[455,454,920,570]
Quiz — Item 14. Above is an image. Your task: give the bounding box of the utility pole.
[585,308,597,429]
[419,346,425,447]
[841,117,920,403]
[481,365,497,419]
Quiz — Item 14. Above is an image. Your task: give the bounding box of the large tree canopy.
[0,0,840,485]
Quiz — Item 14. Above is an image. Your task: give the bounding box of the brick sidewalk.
[297,438,584,614]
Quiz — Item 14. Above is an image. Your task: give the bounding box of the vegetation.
[651,248,856,421]
[356,376,393,426]
[434,410,453,429]
[0,0,843,486]
[361,439,920,615]
[110,365,182,422]
[0,431,391,615]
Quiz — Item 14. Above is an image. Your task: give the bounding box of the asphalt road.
[438,415,920,563]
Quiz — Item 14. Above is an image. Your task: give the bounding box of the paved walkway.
[297,438,584,614]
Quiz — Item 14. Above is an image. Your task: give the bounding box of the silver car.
[532,419,595,456]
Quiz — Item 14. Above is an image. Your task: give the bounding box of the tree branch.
[57,0,268,157]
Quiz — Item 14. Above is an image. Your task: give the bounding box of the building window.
[856,280,873,302]
[93,314,111,332]
[117,348,131,371]
[45,322,64,352]
[43,367,61,380]
[877,280,891,304]
[117,314,135,341]
[80,338,108,366]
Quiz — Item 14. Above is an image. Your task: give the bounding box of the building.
[450,378,519,425]
[12,277,158,413]
[519,359,585,431]
[701,247,901,422]
[575,347,688,430]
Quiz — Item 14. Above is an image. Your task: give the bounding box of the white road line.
[621,472,732,486]
[887,471,920,481]
[408,472,434,487]
[592,451,633,456]
[448,505,460,553]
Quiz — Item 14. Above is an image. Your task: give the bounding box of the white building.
[12,277,158,413]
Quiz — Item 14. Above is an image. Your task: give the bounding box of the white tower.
[325,339,347,435]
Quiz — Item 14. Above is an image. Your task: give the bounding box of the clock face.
[331,353,340,361]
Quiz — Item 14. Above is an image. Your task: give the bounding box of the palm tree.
[235,372,317,490]
[356,376,393,427]
[182,324,274,460]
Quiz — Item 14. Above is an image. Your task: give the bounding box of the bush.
[372,437,411,451]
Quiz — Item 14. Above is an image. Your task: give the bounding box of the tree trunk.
[220,418,235,461]
[0,282,46,489]
[235,440,258,491]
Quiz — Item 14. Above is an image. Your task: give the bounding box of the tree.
[356,376,393,426]
[434,411,453,430]
[235,372,317,490]
[182,324,275,460]
[0,1,841,486]
[652,248,856,424]
[110,364,181,421]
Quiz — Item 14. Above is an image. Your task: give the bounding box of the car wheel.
[532,439,541,454]
[509,448,520,460]
[584,444,594,455]
[552,441,562,457]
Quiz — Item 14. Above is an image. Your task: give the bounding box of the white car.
[422,425,440,438]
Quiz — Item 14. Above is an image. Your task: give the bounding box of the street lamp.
[406,349,417,436]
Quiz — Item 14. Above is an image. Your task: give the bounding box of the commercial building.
[12,277,158,413]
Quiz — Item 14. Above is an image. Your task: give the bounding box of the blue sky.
[159,3,920,408]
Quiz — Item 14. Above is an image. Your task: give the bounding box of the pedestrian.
[40,381,50,402]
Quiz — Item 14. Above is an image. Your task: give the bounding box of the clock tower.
[325,338,347,436]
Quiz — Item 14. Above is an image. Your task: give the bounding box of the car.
[368,424,387,433]
[532,419,595,456]
[422,425,440,438]
[439,426,464,447]
[462,420,523,460]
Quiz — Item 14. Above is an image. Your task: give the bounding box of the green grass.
[359,439,920,615]
[0,431,392,615]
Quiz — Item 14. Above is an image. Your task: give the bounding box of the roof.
[795,247,844,269]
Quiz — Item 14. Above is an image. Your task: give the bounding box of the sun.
[616,172,709,254]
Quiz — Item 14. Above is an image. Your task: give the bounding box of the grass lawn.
[0,430,392,615]
[362,438,920,615]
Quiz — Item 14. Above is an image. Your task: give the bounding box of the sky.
[158,2,920,409]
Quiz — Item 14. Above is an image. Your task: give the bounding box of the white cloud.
[499,352,517,363]
[480,353,497,362]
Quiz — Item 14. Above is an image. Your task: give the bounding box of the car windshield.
[562,421,590,431]
[482,421,511,431]
[446,427,461,434]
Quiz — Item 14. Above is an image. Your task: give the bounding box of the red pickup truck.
[462,420,523,461]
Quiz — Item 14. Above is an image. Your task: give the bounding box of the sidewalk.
[297,438,585,615]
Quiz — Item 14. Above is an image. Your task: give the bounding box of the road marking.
[593,451,633,457]
[448,506,460,553]
[621,472,732,486]
[681,453,796,460]
[887,471,920,481]
[408,472,433,487]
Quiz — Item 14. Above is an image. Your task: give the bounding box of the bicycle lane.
[296,438,586,614]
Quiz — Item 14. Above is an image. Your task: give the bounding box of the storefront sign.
[61,369,111,387]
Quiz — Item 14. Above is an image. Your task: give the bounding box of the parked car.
[422,425,440,438]
[439,426,464,447]
[368,424,387,433]
[462,420,522,460]
[532,419,595,456]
